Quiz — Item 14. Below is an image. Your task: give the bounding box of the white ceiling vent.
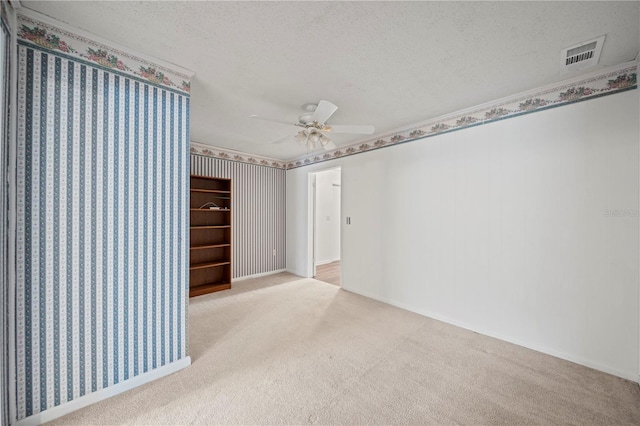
[561,35,605,72]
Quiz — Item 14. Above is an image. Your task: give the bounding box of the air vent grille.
[561,35,605,72]
[566,41,597,65]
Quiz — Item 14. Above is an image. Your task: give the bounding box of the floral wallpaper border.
[191,63,636,170]
[17,13,192,94]
[285,63,636,169]
[190,143,288,170]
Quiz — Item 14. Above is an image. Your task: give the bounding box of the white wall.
[286,90,640,381]
[315,169,341,265]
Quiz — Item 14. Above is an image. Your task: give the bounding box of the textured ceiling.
[21,1,640,161]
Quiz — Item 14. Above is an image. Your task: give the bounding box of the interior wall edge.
[6,1,18,424]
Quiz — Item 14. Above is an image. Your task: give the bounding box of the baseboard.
[341,286,640,384]
[285,268,307,278]
[315,258,340,266]
[14,356,191,426]
[233,269,286,282]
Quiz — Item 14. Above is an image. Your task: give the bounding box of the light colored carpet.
[49,272,640,425]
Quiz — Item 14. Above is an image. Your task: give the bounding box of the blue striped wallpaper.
[1,9,10,426]
[15,43,190,419]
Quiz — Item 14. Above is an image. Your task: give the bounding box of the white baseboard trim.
[285,268,307,278]
[315,258,340,266]
[14,356,191,426]
[233,269,286,282]
[341,286,640,384]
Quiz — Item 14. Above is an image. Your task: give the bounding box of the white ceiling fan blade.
[323,124,375,134]
[249,115,295,126]
[323,141,337,151]
[311,100,338,125]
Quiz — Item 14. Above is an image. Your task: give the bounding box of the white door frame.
[308,172,317,278]
[307,166,341,280]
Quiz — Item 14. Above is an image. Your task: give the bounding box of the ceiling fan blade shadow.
[249,115,295,126]
[312,100,338,125]
[325,124,375,134]
[272,133,296,144]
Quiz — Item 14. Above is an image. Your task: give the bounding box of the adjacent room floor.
[314,260,340,286]
[50,272,640,425]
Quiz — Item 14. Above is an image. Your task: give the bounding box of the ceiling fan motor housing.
[298,112,315,125]
[301,102,318,112]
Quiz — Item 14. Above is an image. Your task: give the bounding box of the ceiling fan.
[250,100,375,151]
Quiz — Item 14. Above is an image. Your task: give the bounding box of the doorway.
[310,168,341,286]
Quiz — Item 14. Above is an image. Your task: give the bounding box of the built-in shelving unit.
[190,175,232,297]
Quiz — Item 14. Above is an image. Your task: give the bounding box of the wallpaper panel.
[15,43,189,419]
[1,10,9,426]
[190,155,286,278]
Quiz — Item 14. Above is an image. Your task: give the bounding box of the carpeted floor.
[49,272,640,425]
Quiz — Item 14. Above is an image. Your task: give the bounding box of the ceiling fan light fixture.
[308,132,320,144]
[294,131,307,144]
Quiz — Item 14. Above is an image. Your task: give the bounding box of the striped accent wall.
[190,155,286,278]
[15,43,190,419]
[1,11,9,426]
